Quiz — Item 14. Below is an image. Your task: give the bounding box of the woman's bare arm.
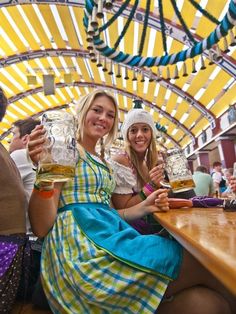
[116,189,169,222]
[29,182,63,238]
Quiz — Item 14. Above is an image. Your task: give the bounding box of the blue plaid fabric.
[41,152,181,313]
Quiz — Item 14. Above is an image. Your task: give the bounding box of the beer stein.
[37,110,77,183]
[163,148,195,192]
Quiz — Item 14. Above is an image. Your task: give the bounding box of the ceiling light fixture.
[84,0,236,79]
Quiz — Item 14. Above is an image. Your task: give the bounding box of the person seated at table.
[111,104,194,234]
[110,104,164,234]
[192,165,215,197]
[28,89,235,314]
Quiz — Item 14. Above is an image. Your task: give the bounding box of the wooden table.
[153,207,236,295]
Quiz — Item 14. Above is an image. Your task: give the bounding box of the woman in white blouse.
[111,106,164,234]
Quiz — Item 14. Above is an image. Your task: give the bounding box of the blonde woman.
[111,106,196,233]
[28,90,234,314]
[111,107,165,234]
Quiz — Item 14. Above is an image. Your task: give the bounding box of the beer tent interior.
[0,0,235,159]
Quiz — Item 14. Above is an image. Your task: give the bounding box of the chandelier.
[84,0,236,79]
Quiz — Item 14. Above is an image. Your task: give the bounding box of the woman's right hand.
[27,124,46,165]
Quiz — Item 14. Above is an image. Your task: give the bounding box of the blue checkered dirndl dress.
[41,152,182,313]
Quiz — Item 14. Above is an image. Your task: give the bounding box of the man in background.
[9,118,48,304]
[9,118,40,234]
[193,165,215,197]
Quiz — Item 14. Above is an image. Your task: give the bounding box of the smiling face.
[127,123,152,155]
[83,95,116,143]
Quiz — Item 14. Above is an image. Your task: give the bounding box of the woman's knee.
[158,286,231,314]
[166,248,224,297]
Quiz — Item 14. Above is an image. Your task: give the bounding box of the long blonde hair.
[76,89,119,156]
[125,129,158,186]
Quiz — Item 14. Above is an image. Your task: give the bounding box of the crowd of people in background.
[192,162,235,199]
[1,86,236,313]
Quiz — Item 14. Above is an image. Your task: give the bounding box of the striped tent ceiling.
[0,0,235,150]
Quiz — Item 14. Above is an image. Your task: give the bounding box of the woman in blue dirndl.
[28,90,235,314]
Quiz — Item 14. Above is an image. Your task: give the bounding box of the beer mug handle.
[159,180,171,189]
[156,154,171,189]
[159,168,171,189]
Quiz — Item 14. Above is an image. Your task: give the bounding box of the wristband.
[149,180,158,189]
[142,183,155,198]
[33,187,55,199]
[34,182,54,191]
[139,190,147,200]
[144,183,155,194]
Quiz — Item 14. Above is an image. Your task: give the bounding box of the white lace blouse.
[109,159,140,194]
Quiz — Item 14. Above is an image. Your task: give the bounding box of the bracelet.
[33,187,55,199]
[139,190,147,200]
[149,180,158,189]
[142,183,155,199]
[33,181,55,198]
[144,183,155,194]
[34,182,54,191]
[142,186,150,197]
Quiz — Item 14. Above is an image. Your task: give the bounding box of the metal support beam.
[0,48,216,127]
[4,81,195,145]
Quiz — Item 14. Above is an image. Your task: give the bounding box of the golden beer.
[164,148,195,193]
[37,163,76,183]
[169,178,195,192]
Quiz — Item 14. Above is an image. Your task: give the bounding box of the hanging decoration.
[132,99,143,109]
[156,123,168,145]
[119,99,168,139]
[131,100,168,133]
[156,123,167,133]
[84,0,236,71]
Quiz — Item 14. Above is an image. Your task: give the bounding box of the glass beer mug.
[37,110,77,183]
[163,148,195,192]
